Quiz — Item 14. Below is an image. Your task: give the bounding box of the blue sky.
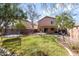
[20,3,79,25]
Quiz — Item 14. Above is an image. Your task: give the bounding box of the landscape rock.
[0,47,16,56]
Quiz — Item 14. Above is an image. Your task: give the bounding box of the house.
[2,20,37,35]
[38,16,56,33]
[20,20,38,34]
[25,21,38,29]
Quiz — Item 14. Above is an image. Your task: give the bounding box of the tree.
[56,12,75,29]
[0,3,27,35]
[26,4,40,29]
[55,12,75,41]
[15,21,26,34]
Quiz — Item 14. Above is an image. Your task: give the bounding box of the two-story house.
[38,16,56,33]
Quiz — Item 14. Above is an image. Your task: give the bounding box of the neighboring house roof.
[22,20,38,29]
[74,25,79,27]
[72,25,79,29]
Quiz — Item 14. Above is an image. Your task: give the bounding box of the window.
[51,21,53,24]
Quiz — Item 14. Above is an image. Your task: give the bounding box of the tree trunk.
[61,30,66,43]
[31,20,34,29]
[31,19,34,34]
[4,19,9,35]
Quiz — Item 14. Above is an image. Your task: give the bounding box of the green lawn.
[0,35,68,56]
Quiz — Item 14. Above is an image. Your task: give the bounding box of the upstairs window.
[51,21,53,24]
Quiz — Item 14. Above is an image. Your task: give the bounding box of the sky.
[19,3,79,25]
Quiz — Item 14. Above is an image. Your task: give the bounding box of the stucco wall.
[38,16,56,33]
[68,26,79,42]
[38,17,55,27]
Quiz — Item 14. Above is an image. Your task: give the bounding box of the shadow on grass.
[1,37,22,55]
[2,37,21,46]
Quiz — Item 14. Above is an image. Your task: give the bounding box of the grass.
[0,35,68,56]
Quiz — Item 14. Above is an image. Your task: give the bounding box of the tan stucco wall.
[38,17,55,27]
[38,17,56,33]
[68,26,79,42]
[22,21,38,29]
[26,22,32,29]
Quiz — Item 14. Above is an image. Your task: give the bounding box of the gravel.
[0,47,16,56]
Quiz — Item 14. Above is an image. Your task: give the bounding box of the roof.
[38,16,55,22]
[74,25,79,27]
[23,20,38,29]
